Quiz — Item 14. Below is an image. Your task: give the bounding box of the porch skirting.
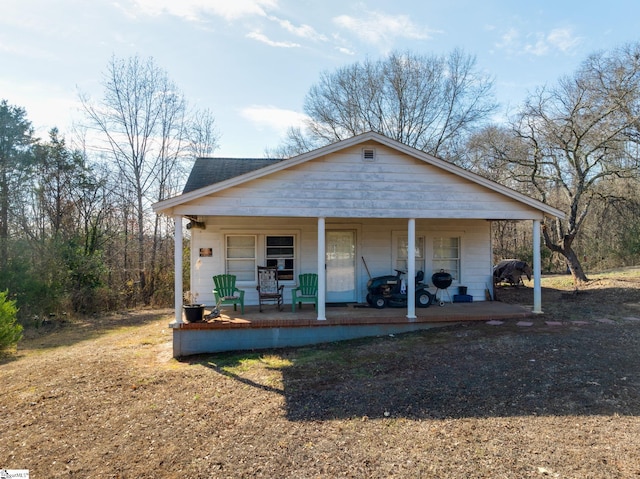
[170,302,532,357]
[172,321,450,357]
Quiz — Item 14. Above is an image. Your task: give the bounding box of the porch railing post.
[407,218,416,320]
[174,215,183,324]
[533,219,543,314]
[317,217,326,320]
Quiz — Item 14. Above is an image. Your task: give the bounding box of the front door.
[326,230,357,303]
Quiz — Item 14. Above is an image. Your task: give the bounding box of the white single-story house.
[153,131,564,356]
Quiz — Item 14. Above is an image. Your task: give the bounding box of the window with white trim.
[225,235,256,281]
[432,236,460,281]
[265,235,295,281]
[396,236,425,274]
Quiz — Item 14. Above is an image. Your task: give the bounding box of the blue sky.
[2,0,640,157]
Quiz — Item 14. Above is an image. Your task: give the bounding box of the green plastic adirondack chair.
[291,273,318,312]
[213,274,245,314]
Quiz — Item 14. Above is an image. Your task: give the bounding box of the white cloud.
[0,40,57,61]
[496,27,520,52]
[546,28,582,53]
[240,105,308,134]
[268,16,328,42]
[524,33,550,56]
[496,26,582,57]
[0,78,79,134]
[246,31,300,48]
[524,28,581,56]
[333,10,435,46]
[129,0,279,22]
[336,46,356,56]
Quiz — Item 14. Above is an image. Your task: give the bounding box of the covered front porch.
[171,300,533,356]
[153,132,567,358]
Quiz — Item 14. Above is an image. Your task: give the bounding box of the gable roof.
[155,131,564,220]
[182,158,284,193]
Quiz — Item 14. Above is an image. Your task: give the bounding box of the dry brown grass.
[2,270,640,478]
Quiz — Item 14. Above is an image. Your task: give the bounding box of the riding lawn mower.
[365,269,434,309]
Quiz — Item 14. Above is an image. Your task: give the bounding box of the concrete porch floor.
[177,300,534,330]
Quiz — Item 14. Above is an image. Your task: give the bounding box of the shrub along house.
[153,131,564,356]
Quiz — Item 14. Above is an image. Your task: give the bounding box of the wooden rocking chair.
[256,266,284,312]
[213,274,245,314]
[291,273,318,312]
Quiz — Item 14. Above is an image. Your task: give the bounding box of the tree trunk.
[542,224,589,284]
[137,192,147,305]
[0,169,8,269]
[563,247,589,284]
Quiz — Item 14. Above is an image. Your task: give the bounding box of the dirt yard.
[2,271,640,478]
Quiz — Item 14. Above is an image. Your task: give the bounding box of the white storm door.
[326,230,356,302]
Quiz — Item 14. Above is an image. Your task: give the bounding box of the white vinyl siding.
[174,144,547,221]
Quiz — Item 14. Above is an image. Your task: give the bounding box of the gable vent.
[362,148,376,161]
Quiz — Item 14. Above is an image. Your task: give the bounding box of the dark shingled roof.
[182,157,285,194]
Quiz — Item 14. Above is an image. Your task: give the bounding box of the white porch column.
[174,215,184,324]
[533,219,543,314]
[317,217,326,320]
[407,218,417,320]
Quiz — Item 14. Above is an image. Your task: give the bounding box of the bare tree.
[187,108,219,159]
[469,43,640,284]
[275,49,496,160]
[80,55,188,302]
